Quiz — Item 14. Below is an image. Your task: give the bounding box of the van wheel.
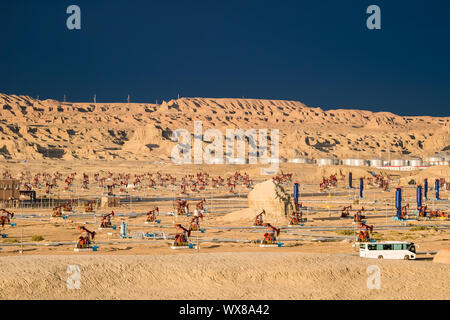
[404,255,410,260]
[378,255,383,259]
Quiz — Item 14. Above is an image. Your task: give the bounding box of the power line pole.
[127,94,130,104]
[93,94,96,104]
[63,94,66,103]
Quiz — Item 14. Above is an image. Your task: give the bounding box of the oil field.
[0,93,449,299]
[1,1,450,302]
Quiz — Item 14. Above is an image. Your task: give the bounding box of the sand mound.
[0,252,449,299]
[400,166,450,185]
[248,179,292,217]
[433,247,450,264]
[221,179,292,224]
[320,166,371,179]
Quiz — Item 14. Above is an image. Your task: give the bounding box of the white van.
[359,241,416,260]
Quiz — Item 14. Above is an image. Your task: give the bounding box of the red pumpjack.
[77,226,96,249]
[173,224,191,247]
[262,223,280,245]
[100,211,114,228]
[254,210,265,226]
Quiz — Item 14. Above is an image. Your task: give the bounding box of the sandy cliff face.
[0,94,448,161]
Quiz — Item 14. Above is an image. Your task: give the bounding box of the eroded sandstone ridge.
[0,94,448,160]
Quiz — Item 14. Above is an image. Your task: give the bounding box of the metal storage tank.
[289,158,311,164]
[227,157,246,164]
[342,158,367,166]
[342,159,353,166]
[353,159,367,166]
[316,158,336,166]
[425,156,443,166]
[370,159,383,167]
[409,158,423,167]
[434,153,450,161]
[269,157,280,164]
[391,159,406,166]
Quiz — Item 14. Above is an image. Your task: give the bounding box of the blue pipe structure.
[424,178,428,200]
[395,187,402,219]
[416,185,422,209]
[359,177,364,198]
[294,183,299,205]
[435,179,440,200]
[349,172,353,188]
[120,222,127,238]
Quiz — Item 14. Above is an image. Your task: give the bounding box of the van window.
[360,244,366,250]
[376,244,383,250]
[368,244,377,250]
[383,244,392,250]
[393,244,403,250]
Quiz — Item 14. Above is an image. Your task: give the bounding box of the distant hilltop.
[0,93,448,161]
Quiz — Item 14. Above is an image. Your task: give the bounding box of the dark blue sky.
[1,0,449,116]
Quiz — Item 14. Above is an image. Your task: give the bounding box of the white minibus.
[359,241,416,260]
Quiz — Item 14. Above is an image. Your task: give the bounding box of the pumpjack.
[146,207,159,222]
[358,221,373,242]
[341,205,352,218]
[100,211,114,228]
[261,223,280,245]
[254,210,265,226]
[172,224,192,247]
[76,226,96,249]
[0,209,14,227]
[190,216,201,231]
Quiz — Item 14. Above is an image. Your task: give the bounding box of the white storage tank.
[342,158,367,166]
[316,158,336,166]
[425,156,443,166]
[289,157,311,164]
[353,159,367,166]
[227,157,246,164]
[433,153,450,161]
[391,159,406,166]
[409,158,423,167]
[342,159,352,166]
[370,159,383,167]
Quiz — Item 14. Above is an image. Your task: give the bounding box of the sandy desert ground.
[1,252,449,300]
[0,94,449,300]
[0,160,448,299]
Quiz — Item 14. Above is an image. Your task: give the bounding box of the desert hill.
[0,93,448,161]
[0,253,448,299]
